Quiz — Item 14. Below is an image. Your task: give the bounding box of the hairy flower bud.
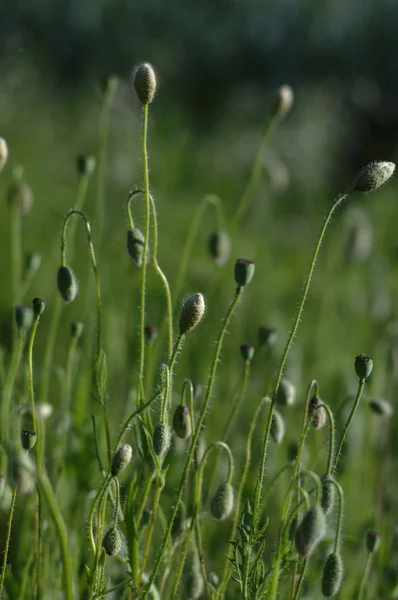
[366,530,381,553]
[26,252,42,273]
[240,344,255,363]
[127,228,149,267]
[71,320,84,340]
[144,323,159,344]
[368,397,393,418]
[275,378,296,406]
[111,444,132,477]
[57,266,78,303]
[179,293,205,335]
[308,396,327,430]
[76,154,96,177]
[210,483,234,520]
[352,161,395,193]
[270,409,285,444]
[102,527,122,556]
[321,474,336,516]
[153,423,171,456]
[173,404,192,439]
[295,505,326,557]
[258,325,277,349]
[321,552,344,597]
[134,63,157,104]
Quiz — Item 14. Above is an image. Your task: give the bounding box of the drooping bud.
[21,430,37,451]
[258,325,277,349]
[179,293,206,335]
[71,320,84,340]
[321,474,336,516]
[26,252,41,273]
[321,552,344,597]
[240,344,255,363]
[272,84,294,118]
[144,323,159,344]
[355,355,373,381]
[76,154,96,177]
[368,397,393,418]
[102,527,123,556]
[15,306,34,331]
[134,63,157,105]
[234,258,255,287]
[0,137,8,172]
[308,396,327,430]
[153,423,171,456]
[351,161,395,193]
[208,230,231,266]
[111,444,132,477]
[173,404,192,439]
[270,409,285,444]
[210,483,234,520]
[57,266,79,303]
[126,228,149,267]
[275,378,296,406]
[8,182,34,214]
[32,297,46,318]
[366,530,381,553]
[295,505,326,557]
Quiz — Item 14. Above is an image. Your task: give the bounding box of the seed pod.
[173,404,192,439]
[208,230,231,266]
[32,297,46,318]
[111,444,132,477]
[71,320,84,340]
[240,344,255,363]
[153,423,171,456]
[270,409,285,444]
[295,505,326,557]
[308,396,327,430]
[234,258,255,287]
[57,265,79,303]
[366,530,381,553]
[355,354,373,380]
[26,252,41,273]
[179,293,206,335]
[321,552,344,597]
[21,430,37,451]
[76,154,96,177]
[275,378,296,406]
[126,228,149,267]
[352,161,395,193]
[7,182,33,214]
[15,306,34,331]
[144,323,159,344]
[210,483,234,520]
[258,325,277,349]
[272,84,294,118]
[368,397,393,418]
[102,527,122,556]
[321,474,336,516]
[134,63,157,104]
[0,137,8,172]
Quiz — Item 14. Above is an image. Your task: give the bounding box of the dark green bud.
[111,444,132,477]
[234,258,255,287]
[208,230,231,266]
[210,483,234,520]
[308,396,327,430]
[240,344,255,362]
[321,474,336,516]
[25,252,41,273]
[352,161,395,193]
[15,305,34,331]
[8,182,34,214]
[153,423,171,456]
[173,404,192,439]
[368,397,393,418]
[134,63,157,105]
[76,154,96,177]
[355,355,373,380]
[275,378,296,406]
[127,228,149,267]
[184,563,204,600]
[258,325,277,349]
[144,323,159,344]
[295,505,326,557]
[321,552,344,597]
[102,527,122,556]
[366,530,381,553]
[21,429,37,451]
[179,293,206,335]
[32,297,46,318]
[71,320,84,340]
[270,409,285,444]
[57,266,78,303]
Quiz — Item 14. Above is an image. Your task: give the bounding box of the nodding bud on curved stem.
[127,228,149,267]
[210,482,234,520]
[295,504,326,557]
[351,161,395,193]
[102,527,122,556]
[111,444,132,477]
[321,552,344,597]
[57,265,79,303]
[208,230,231,266]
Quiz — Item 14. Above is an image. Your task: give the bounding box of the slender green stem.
[1,330,26,445]
[142,287,244,598]
[357,553,373,600]
[139,476,164,581]
[333,378,366,473]
[88,475,112,555]
[330,480,344,552]
[27,316,40,442]
[170,524,194,600]
[254,192,349,525]
[292,558,308,600]
[0,487,17,596]
[10,205,22,307]
[322,403,336,475]
[112,478,120,528]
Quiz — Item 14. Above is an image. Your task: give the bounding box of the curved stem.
[0,330,26,446]
[333,378,366,473]
[142,287,244,598]
[0,487,17,595]
[10,205,22,309]
[329,479,344,552]
[321,403,336,475]
[27,316,40,450]
[357,553,373,600]
[160,366,170,423]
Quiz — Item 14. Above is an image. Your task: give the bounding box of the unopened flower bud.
[295,505,326,557]
[127,228,149,267]
[179,293,205,335]
[208,230,231,266]
[21,429,37,451]
[270,409,285,444]
[71,320,84,340]
[368,397,393,418]
[0,137,8,172]
[144,323,158,344]
[355,355,373,381]
[76,154,96,177]
[173,404,192,439]
[134,63,157,105]
[210,483,234,520]
[366,530,381,553]
[153,423,171,456]
[308,396,327,430]
[32,297,46,318]
[258,325,277,349]
[234,258,255,287]
[272,84,294,118]
[102,527,122,556]
[15,306,34,331]
[8,182,33,214]
[111,444,132,477]
[57,265,79,303]
[240,344,255,363]
[275,378,296,406]
[321,474,336,516]
[352,161,395,193]
[321,552,344,597]
[25,252,41,273]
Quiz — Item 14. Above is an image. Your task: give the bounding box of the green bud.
[25,252,41,273]
[102,527,122,556]
[32,297,46,318]
[179,293,206,335]
[8,182,33,214]
[272,84,294,118]
[258,325,277,349]
[184,561,204,600]
[76,154,96,177]
[111,444,132,477]
[368,397,393,418]
[173,404,192,439]
[234,258,255,287]
[57,265,79,303]
[153,423,171,456]
[210,482,234,520]
[0,137,8,172]
[70,320,84,340]
[240,344,255,362]
[270,409,285,444]
[127,228,149,267]
[355,354,373,381]
[366,530,381,553]
[308,396,327,430]
[134,63,157,105]
[15,305,34,331]
[275,378,296,406]
[295,505,326,557]
[321,474,336,516]
[144,323,159,344]
[21,429,37,451]
[352,161,395,193]
[208,572,219,588]
[321,552,344,597]
[208,230,231,266]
